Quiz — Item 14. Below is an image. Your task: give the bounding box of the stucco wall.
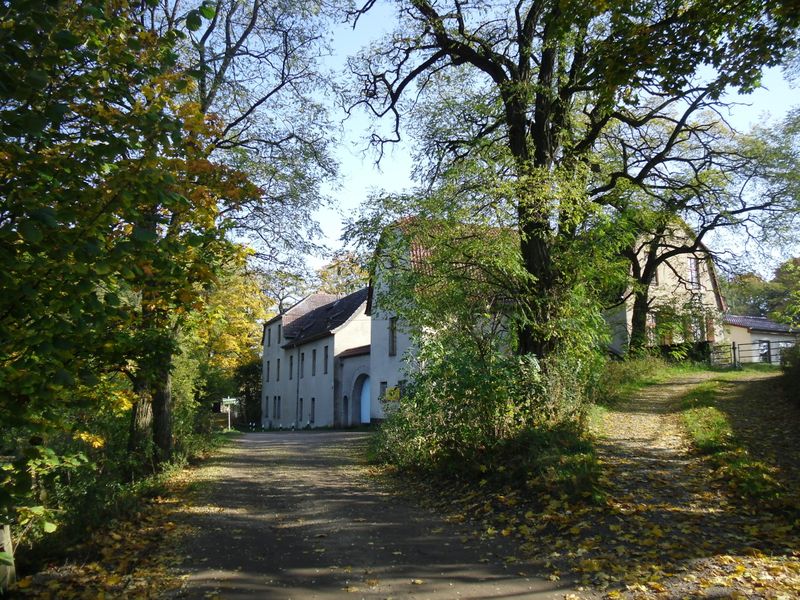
[624,240,725,346]
[261,299,372,429]
[369,312,412,420]
[337,353,371,426]
[261,317,300,428]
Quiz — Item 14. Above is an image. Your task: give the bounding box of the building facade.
[260,288,370,428]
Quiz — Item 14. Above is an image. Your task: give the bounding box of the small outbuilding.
[723,314,798,364]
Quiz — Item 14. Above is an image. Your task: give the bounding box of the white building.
[364,286,413,421]
[260,288,371,428]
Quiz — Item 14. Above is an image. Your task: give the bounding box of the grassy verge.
[679,380,783,501]
[591,356,714,407]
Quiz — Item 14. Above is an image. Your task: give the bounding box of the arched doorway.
[351,374,371,425]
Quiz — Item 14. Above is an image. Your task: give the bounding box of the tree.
[117,0,338,461]
[315,252,369,295]
[140,0,337,269]
[347,0,799,358]
[769,257,800,324]
[0,0,257,547]
[722,272,772,316]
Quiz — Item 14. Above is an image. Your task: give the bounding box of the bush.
[591,355,668,406]
[372,331,601,496]
[780,344,800,402]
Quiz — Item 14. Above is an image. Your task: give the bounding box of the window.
[277,396,281,418]
[388,317,398,356]
[272,396,277,419]
[299,398,303,422]
[398,379,407,398]
[323,345,329,374]
[688,257,700,289]
[379,381,388,400]
[265,395,269,418]
[276,358,280,381]
[310,398,315,423]
[300,352,305,378]
[267,327,271,347]
[311,349,317,376]
[265,360,270,382]
[277,323,281,341]
[289,355,293,380]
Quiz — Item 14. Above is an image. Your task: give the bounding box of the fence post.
[1,524,16,590]
[732,342,737,367]
[766,340,772,364]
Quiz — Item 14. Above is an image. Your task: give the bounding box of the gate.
[710,340,796,367]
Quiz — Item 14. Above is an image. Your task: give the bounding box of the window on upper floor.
[388,316,398,356]
[300,352,305,378]
[277,323,281,342]
[688,257,700,289]
[267,327,271,347]
[289,355,293,380]
[323,345,329,374]
[311,349,316,376]
[276,358,281,381]
[265,360,270,383]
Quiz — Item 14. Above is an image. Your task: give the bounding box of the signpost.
[221,397,237,430]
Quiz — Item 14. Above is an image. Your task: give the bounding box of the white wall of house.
[337,352,371,426]
[260,297,371,429]
[261,317,293,428]
[292,337,336,427]
[368,309,412,421]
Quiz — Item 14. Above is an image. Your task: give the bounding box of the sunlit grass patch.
[679,381,783,500]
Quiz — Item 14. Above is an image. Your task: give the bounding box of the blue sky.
[312,7,797,271]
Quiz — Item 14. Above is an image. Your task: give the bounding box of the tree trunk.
[1,524,16,591]
[151,365,173,463]
[629,288,650,353]
[128,377,153,456]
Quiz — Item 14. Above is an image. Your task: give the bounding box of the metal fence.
[710,340,796,367]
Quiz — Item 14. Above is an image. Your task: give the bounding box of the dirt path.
[168,432,581,599]
[576,370,800,597]
[593,373,718,510]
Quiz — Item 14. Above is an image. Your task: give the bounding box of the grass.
[678,379,783,501]
[591,357,785,502]
[592,356,716,408]
[679,380,732,453]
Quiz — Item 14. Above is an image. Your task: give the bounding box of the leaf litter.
[391,370,800,599]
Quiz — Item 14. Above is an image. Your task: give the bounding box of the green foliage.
[723,259,800,325]
[373,326,600,490]
[0,0,260,564]
[592,356,670,406]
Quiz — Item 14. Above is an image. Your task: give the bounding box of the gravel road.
[171,431,581,599]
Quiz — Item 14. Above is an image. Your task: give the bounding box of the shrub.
[372,331,601,496]
[591,355,668,406]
